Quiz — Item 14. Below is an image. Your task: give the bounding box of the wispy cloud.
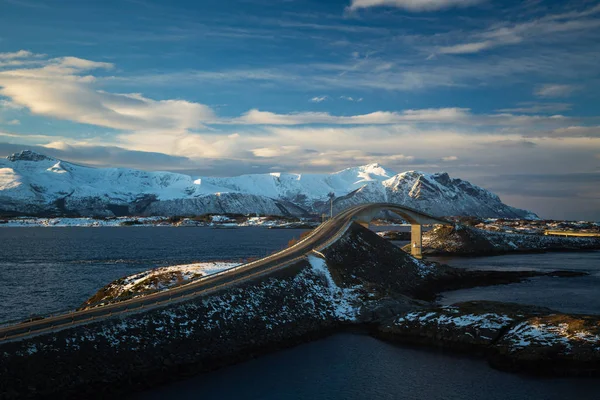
[310,95,328,103]
[441,155,458,161]
[496,102,572,114]
[348,0,483,12]
[432,3,600,55]
[437,41,492,55]
[340,96,363,102]
[233,107,472,125]
[534,84,578,98]
[0,50,35,60]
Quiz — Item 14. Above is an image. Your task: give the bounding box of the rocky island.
[406,224,600,256]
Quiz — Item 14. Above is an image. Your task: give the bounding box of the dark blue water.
[0,227,306,323]
[2,228,599,398]
[135,333,600,400]
[431,252,600,315]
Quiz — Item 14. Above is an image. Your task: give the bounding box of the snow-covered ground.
[0,215,317,228]
[506,320,600,350]
[468,218,600,235]
[85,261,240,307]
[395,306,514,331]
[308,255,360,321]
[0,217,164,227]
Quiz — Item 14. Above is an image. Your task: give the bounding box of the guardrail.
[544,230,600,238]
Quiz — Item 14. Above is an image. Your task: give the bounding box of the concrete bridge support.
[349,203,450,260]
[411,224,422,259]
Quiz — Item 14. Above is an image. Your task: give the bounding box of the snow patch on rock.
[395,307,514,331]
[308,255,360,321]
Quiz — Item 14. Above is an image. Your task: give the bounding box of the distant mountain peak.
[0,149,537,219]
[6,150,54,163]
[337,163,395,179]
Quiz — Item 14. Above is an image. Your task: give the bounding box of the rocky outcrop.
[412,225,600,256]
[376,301,600,376]
[491,313,600,376]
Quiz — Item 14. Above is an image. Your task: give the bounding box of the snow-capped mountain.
[0,150,537,218]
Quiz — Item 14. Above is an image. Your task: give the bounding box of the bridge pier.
[411,224,422,259]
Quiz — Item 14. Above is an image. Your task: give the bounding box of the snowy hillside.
[0,150,537,218]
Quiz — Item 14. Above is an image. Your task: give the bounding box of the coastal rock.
[377,301,550,351]
[80,261,241,309]
[490,314,600,376]
[412,224,600,256]
[376,301,600,376]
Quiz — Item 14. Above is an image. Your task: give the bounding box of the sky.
[0,0,599,220]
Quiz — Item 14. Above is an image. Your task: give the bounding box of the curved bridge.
[0,204,450,342]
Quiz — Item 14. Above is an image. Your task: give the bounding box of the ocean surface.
[1,227,599,398]
[0,226,306,323]
[135,333,600,400]
[431,251,600,315]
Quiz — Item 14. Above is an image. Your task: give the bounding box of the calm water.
[430,252,600,315]
[0,227,306,323]
[2,228,599,398]
[136,333,600,400]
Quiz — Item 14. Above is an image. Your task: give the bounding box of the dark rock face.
[6,150,52,162]
[322,223,441,295]
[417,225,600,256]
[376,301,600,377]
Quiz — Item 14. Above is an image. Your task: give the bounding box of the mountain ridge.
[0,150,538,219]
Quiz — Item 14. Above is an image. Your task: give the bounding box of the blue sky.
[0,0,599,219]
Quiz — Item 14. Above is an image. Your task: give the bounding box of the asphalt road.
[0,203,446,342]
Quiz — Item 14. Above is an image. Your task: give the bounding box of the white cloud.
[233,107,471,125]
[431,4,600,55]
[310,96,328,103]
[437,41,492,54]
[340,96,363,102]
[0,50,35,60]
[252,145,302,158]
[496,102,572,114]
[6,119,20,125]
[534,84,578,98]
[348,0,482,12]
[0,51,215,132]
[441,155,458,161]
[548,126,599,138]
